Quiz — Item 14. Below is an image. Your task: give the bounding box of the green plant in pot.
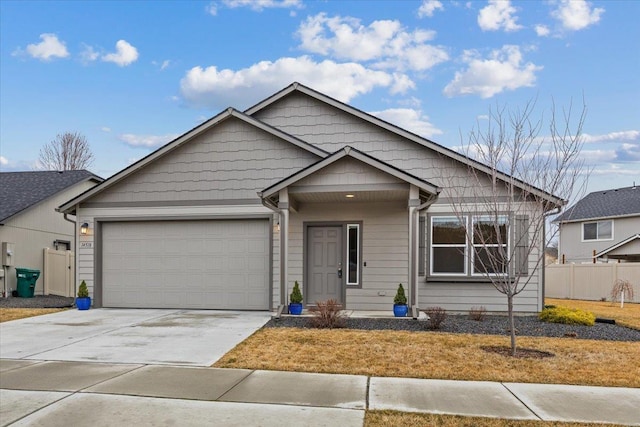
[393,283,408,317]
[289,281,303,315]
[76,280,91,310]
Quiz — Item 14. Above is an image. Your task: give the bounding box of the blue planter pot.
[393,304,408,317]
[76,297,91,310]
[289,303,303,315]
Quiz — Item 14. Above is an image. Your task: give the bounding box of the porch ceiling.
[289,188,410,204]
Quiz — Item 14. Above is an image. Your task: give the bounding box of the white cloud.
[206,2,218,15]
[551,0,604,31]
[180,56,407,109]
[118,133,179,148]
[297,13,448,72]
[100,126,111,132]
[14,33,69,61]
[0,156,8,166]
[418,0,444,18]
[79,43,99,64]
[102,40,139,67]
[370,108,442,138]
[477,114,490,120]
[477,0,523,32]
[443,45,542,98]
[535,24,550,37]
[582,130,639,144]
[222,0,302,11]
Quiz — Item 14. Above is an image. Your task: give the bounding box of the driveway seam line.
[215,369,258,401]
[76,363,148,393]
[500,382,542,420]
[1,389,74,426]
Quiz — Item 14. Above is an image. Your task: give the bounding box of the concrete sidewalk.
[1,359,639,426]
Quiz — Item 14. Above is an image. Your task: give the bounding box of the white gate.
[43,248,75,297]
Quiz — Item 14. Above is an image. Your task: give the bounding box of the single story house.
[554,186,640,263]
[1,170,102,296]
[59,83,561,313]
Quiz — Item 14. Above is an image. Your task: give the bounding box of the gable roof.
[259,146,440,200]
[58,108,328,214]
[0,170,102,224]
[594,233,640,258]
[246,82,565,208]
[554,186,640,223]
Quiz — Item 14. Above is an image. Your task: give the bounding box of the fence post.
[569,263,575,299]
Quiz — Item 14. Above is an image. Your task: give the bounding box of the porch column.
[278,189,290,307]
[408,185,421,310]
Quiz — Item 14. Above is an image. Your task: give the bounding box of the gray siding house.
[59,83,560,313]
[0,171,102,295]
[555,186,640,263]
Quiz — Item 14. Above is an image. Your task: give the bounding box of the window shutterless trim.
[471,215,509,277]
[581,220,614,242]
[429,215,467,276]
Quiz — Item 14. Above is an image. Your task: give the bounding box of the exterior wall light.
[345,194,355,198]
[80,223,89,235]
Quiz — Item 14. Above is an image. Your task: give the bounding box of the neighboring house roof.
[246,82,564,208]
[259,146,441,200]
[554,186,640,223]
[58,108,328,214]
[0,170,103,224]
[594,233,640,258]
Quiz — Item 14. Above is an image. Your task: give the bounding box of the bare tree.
[38,131,94,170]
[443,99,588,355]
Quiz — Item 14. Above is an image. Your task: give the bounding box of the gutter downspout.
[62,209,78,299]
[410,192,439,318]
[259,193,287,317]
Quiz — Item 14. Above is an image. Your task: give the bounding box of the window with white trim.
[582,220,612,241]
[431,216,467,275]
[472,216,508,275]
[430,215,513,277]
[346,224,360,285]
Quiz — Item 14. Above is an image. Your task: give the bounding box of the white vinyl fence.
[43,248,75,297]
[545,263,640,303]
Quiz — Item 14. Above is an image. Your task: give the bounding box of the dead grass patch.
[0,308,67,323]
[214,328,640,388]
[365,411,625,427]
[546,298,640,330]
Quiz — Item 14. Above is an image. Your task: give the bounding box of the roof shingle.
[554,186,640,223]
[0,170,101,223]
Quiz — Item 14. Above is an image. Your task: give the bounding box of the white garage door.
[102,220,270,309]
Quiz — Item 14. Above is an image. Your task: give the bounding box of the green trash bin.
[16,268,40,298]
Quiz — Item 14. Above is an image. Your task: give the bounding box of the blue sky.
[1,0,638,196]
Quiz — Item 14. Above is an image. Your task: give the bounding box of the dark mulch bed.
[0,295,74,308]
[266,315,640,342]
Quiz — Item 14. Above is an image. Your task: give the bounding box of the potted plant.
[393,283,408,317]
[76,280,91,310]
[289,281,303,315]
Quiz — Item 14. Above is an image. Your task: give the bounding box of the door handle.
[337,267,343,278]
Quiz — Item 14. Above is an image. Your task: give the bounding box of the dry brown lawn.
[214,328,640,388]
[546,298,640,330]
[0,308,67,323]
[365,411,625,427]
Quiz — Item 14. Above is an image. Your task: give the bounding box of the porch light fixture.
[80,223,89,235]
[345,194,355,198]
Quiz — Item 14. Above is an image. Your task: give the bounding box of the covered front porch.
[259,146,440,314]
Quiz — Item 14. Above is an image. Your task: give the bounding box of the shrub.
[610,279,635,304]
[309,299,346,329]
[290,281,303,304]
[469,306,487,321]
[425,306,447,330]
[539,306,595,326]
[77,280,89,298]
[393,283,407,305]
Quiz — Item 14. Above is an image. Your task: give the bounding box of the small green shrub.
[539,306,595,326]
[290,281,303,304]
[77,280,89,298]
[393,283,407,305]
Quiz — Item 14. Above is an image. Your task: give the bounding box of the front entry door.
[307,226,343,304]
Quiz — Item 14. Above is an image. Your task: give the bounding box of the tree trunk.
[508,293,516,356]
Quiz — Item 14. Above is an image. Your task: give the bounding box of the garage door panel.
[102,220,270,309]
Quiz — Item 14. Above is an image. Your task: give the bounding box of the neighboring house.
[0,170,103,295]
[59,83,562,313]
[554,186,640,263]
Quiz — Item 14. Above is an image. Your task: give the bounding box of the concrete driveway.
[0,309,271,366]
